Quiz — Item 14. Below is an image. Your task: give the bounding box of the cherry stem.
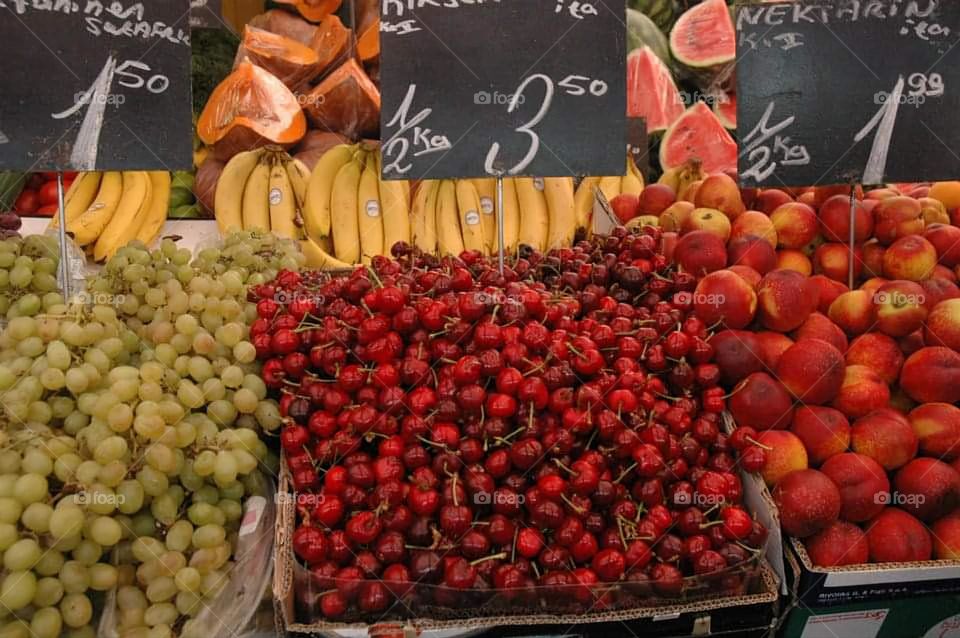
[700,521,723,529]
[560,494,585,514]
[470,552,508,566]
[552,459,578,476]
[614,462,637,484]
[746,437,772,451]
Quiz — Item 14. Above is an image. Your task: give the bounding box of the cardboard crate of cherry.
[251,233,780,627]
[658,173,960,599]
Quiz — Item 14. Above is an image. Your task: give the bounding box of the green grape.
[0,498,22,525]
[3,538,41,570]
[232,388,258,414]
[59,561,90,593]
[88,563,118,591]
[21,502,52,533]
[71,539,102,567]
[13,473,46,505]
[89,516,123,546]
[0,570,37,611]
[59,592,92,628]
[117,480,144,514]
[33,576,64,607]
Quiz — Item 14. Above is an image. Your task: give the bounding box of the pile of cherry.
[252,228,769,622]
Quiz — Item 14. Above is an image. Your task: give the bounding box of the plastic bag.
[98,476,277,638]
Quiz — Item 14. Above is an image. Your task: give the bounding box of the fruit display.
[256,229,771,623]
[629,169,960,569]
[0,229,301,637]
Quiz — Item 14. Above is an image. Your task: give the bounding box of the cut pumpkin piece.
[248,11,350,75]
[357,17,380,62]
[303,59,381,137]
[274,0,341,23]
[198,61,307,162]
[235,26,322,90]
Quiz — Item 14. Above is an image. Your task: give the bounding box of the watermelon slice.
[669,0,735,86]
[713,91,736,130]
[627,46,685,135]
[627,8,671,67]
[660,102,738,175]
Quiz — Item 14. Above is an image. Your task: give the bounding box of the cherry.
[444,557,478,590]
[292,526,327,565]
[345,511,382,545]
[651,563,684,597]
[693,550,727,576]
[320,591,347,619]
[359,581,390,612]
[439,504,473,537]
[516,528,545,559]
[592,548,626,582]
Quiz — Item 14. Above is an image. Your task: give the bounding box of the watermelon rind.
[659,102,738,175]
[627,8,672,68]
[669,0,735,69]
[713,92,736,130]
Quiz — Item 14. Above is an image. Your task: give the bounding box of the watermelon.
[627,8,671,67]
[627,47,685,135]
[669,0,735,87]
[713,91,736,130]
[660,102,738,175]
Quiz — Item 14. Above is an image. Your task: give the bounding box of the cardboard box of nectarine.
[788,533,960,607]
[780,592,960,638]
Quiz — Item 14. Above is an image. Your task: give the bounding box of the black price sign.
[379,0,626,180]
[737,0,960,188]
[0,0,193,171]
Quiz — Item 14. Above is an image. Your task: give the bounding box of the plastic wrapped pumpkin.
[303,59,380,138]
[273,0,341,22]
[197,61,307,162]
[235,25,322,90]
[248,10,349,74]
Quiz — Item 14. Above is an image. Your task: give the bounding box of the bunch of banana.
[301,145,412,269]
[51,170,171,261]
[573,153,647,234]
[214,147,312,245]
[168,170,202,219]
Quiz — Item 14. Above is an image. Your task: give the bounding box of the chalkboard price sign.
[380,0,626,181]
[0,0,193,172]
[737,0,960,188]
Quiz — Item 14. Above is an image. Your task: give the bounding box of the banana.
[598,175,622,204]
[215,148,265,234]
[574,176,600,233]
[134,173,171,245]
[268,159,299,240]
[658,158,705,196]
[621,154,645,196]
[241,160,272,232]
[301,237,355,271]
[494,177,520,255]
[435,180,464,257]
[377,159,410,258]
[135,172,172,246]
[543,177,576,250]
[94,171,152,261]
[329,158,363,264]
[455,180,485,253]
[50,172,102,229]
[411,180,439,255]
[67,171,123,246]
[357,158,384,263]
[516,177,548,252]
[471,178,497,253]
[284,158,311,208]
[303,144,355,241]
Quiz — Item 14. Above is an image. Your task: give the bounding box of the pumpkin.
[273,0,341,23]
[248,10,349,75]
[303,59,381,138]
[197,61,307,162]
[235,25,321,90]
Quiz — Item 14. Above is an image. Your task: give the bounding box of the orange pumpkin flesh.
[274,0,341,23]
[237,25,321,89]
[303,59,380,138]
[198,61,307,161]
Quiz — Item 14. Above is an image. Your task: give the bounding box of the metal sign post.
[56,173,71,299]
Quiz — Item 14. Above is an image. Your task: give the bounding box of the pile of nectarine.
[640,175,960,567]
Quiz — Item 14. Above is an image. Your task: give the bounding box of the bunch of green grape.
[0,234,65,320]
[0,231,295,637]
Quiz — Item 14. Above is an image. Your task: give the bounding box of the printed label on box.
[801,609,888,638]
[923,613,960,637]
